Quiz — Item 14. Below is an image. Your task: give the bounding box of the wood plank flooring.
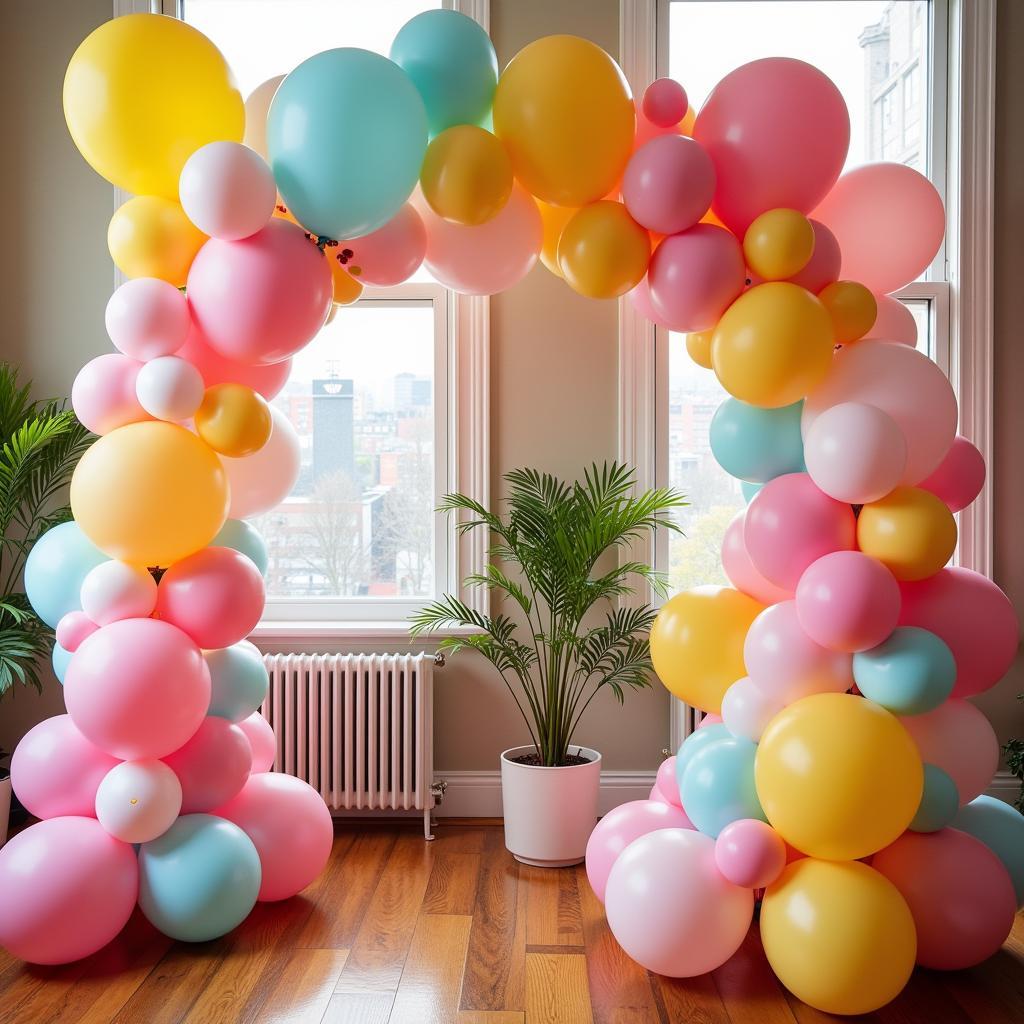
[0,822,1022,1024]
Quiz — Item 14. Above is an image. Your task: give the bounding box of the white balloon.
[80,560,158,626]
[95,760,182,844]
[721,676,785,742]
[243,75,286,163]
[135,356,205,422]
[221,405,300,518]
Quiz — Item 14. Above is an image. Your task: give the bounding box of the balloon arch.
[0,8,1021,1014]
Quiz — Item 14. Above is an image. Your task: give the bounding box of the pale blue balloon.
[910,763,959,832]
[212,519,268,578]
[953,795,1024,907]
[390,9,498,136]
[52,642,73,685]
[206,642,269,723]
[741,480,763,504]
[138,814,261,942]
[709,399,805,483]
[853,627,955,716]
[674,723,730,796]
[267,48,428,240]
[25,522,107,628]
[680,734,766,838]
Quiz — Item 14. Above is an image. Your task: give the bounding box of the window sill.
[251,621,480,644]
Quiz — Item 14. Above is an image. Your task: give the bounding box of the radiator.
[260,652,440,838]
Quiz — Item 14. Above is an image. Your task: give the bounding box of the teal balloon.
[709,399,805,483]
[853,627,956,716]
[680,735,765,838]
[390,10,498,136]
[674,723,730,795]
[268,48,428,239]
[52,642,73,685]
[25,522,107,628]
[953,795,1024,908]
[139,814,261,942]
[206,641,269,723]
[910,763,959,832]
[741,480,763,504]
[212,519,268,578]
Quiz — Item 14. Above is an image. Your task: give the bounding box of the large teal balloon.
[953,795,1024,907]
[680,734,766,837]
[390,10,498,136]
[741,480,763,504]
[267,48,428,240]
[674,723,730,795]
[205,641,269,723]
[25,521,107,628]
[212,519,268,577]
[52,642,73,685]
[710,399,804,483]
[853,627,955,716]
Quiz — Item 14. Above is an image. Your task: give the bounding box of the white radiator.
[260,652,439,837]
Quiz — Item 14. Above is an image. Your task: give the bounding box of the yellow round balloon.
[108,196,207,287]
[857,486,957,581]
[194,383,273,459]
[685,330,713,369]
[537,202,578,278]
[761,859,916,1015]
[742,209,814,281]
[818,280,878,344]
[71,422,229,568]
[420,126,513,226]
[711,282,834,408]
[493,35,635,207]
[755,693,923,860]
[64,13,243,198]
[557,201,651,299]
[650,586,764,713]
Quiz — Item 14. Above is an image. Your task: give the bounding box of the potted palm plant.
[412,462,686,866]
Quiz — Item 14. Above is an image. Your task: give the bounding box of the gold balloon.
[686,330,713,369]
[108,196,207,287]
[818,280,878,344]
[537,201,578,278]
[195,383,273,458]
[857,486,957,581]
[743,209,815,281]
[420,125,513,226]
[557,201,651,299]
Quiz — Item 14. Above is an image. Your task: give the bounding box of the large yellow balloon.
[420,125,513,226]
[64,13,243,198]
[195,383,273,459]
[711,282,834,408]
[857,485,957,581]
[71,422,229,568]
[557,201,651,299]
[537,202,578,277]
[818,280,878,343]
[755,693,923,860]
[650,586,764,713]
[742,209,814,281]
[761,859,916,1015]
[493,35,634,207]
[108,196,207,287]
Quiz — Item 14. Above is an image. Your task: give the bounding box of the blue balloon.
[674,723,730,795]
[25,522,107,628]
[138,814,261,942]
[212,519,269,578]
[52,642,73,685]
[853,627,956,716]
[206,642,269,723]
[709,398,805,483]
[910,763,959,832]
[741,480,763,504]
[268,48,428,240]
[680,735,766,838]
[953,795,1024,907]
[390,9,498,136]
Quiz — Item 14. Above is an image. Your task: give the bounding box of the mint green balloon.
[741,480,763,504]
[212,519,268,577]
[205,642,269,723]
[910,763,959,832]
[954,796,1024,907]
[680,734,766,838]
[710,399,805,483]
[853,627,955,716]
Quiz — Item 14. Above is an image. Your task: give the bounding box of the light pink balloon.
[648,784,671,806]
[918,435,986,513]
[162,716,252,813]
[694,58,850,234]
[176,325,292,400]
[10,715,119,820]
[585,799,692,903]
[0,816,138,965]
[105,278,191,361]
[216,772,333,901]
[786,220,840,293]
[64,618,211,760]
[721,511,792,605]
[899,567,1018,699]
[221,405,301,519]
[715,818,787,889]
[642,78,689,127]
[80,559,158,626]
[863,293,918,346]
[655,755,685,809]
[341,203,427,286]
[697,712,723,730]
[238,712,276,772]
[71,353,150,435]
[56,610,99,653]
[623,135,715,236]
[647,224,746,332]
[721,676,785,742]
[628,277,671,328]
[812,162,945,296]
[187,218,332,365]
[802,342,957,485]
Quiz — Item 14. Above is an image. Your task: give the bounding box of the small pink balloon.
[55,610,99,653]
[162,716,252,813]
[221,405,301,519]
[656,756,685,808]
[216,772,333,901]
[341,203,427,286]
[623,135,715,235]
[642,78,689,127]
[10,715,119,820]
[863,293,918,346]
[238,712,276,772]
[715,818,787,889]
[71,353,150,435]
[176,325,291,400]
[628,277,670,328]
[647,223,746,332]
[918,435,986,513]
[0,816,138,965]
[697,712,723,730]
[648,784,671,806]
[786,220,840,293]
[105,278,191,360]
[721,511,792,605]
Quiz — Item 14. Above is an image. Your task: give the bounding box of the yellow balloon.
[685,330,713,369]
[493,35,635,207]
[108,196,207,287]
[761,859,916,1015]
[537,202,578,277]
[818,280,879,344]
[557,201,651,299]
[195,383,273,459]
[420,125,513,226]
[63,13,243,198]
[650,586,764,713]
[755,693,922,860]
[857,486,957,581]
[679,105,697,136]
[711,282,834,408]
[71,422,229,568]
[743,209,815,281]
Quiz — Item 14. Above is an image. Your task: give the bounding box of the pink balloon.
[918,435,986,513]
[71,353,150,435]
[899,567,1018,699]
[873,829,1015,970]
[0,816,138,964]
[10,715,119,820]
[56,610,99,653]
[65,618,211,760]
[585,799,692,903]
[238,712,276,772]
[796,551,900,653]
[176,325,291,400]
[647,224,745,332]
[648,784,671,806]
[722,511,792,605]
[156,546,265,649]
[812,162,945,295]
[341,203,427,286]
[633,102,681,151]
[642,79,689,128]
[628,277,670,328]
[221,405,301,519]
[655,756,685,808]
[162,716,252,813]
[105,278,191,360]
[697,712,723,730]
[900,699,999,806]
[863,293,918,346]
[187,218,332,365]
[786,220,840,294]
[744,473,855,590]
[623,135,715,236]
[715,818,787,889]
[694,58,849,234]
[216,772,333,901]
[418,185,541,295]
[721,676,785,742]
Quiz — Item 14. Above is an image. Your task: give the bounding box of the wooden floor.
[0,822,1022,1024]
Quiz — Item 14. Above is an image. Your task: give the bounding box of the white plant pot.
[500,745,602,867]
[0,777,10,848]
